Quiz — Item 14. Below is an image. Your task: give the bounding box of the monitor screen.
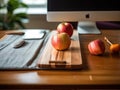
[47,0,120,34]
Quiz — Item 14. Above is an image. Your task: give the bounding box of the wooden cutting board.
[37,30,83,69]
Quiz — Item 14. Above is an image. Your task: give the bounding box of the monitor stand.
[77,21,101,34]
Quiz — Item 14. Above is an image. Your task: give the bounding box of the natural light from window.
[22,0,47,5]
[21,0,47,14]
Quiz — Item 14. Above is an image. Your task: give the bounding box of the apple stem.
[104,37,112,45]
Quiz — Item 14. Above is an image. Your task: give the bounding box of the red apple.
[88,39,105,55]
[51,33,71,50]
[57,22,74,37]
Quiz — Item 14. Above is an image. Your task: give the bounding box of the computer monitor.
[47,0,120,34]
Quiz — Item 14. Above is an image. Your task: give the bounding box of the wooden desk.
[0,30,120,89]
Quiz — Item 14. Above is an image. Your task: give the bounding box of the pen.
[6,31,25,35]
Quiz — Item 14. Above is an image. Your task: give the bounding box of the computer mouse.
[13,39,25,48]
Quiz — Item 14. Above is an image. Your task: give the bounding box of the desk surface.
[0,29,120,89]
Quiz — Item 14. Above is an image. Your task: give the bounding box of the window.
[21,0,47,14]
[22,0,47,7]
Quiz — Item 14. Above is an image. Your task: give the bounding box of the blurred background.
[0,0,60,30]
[0,0,119,30]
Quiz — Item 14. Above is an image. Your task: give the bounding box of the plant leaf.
[20,2,28,8]
[14,13,28,19]
[15,20,26,29]
[7,0,19,13]
[0,0,28,30]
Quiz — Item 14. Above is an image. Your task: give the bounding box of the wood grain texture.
[0,30,120,89]
[37,30,82,69]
